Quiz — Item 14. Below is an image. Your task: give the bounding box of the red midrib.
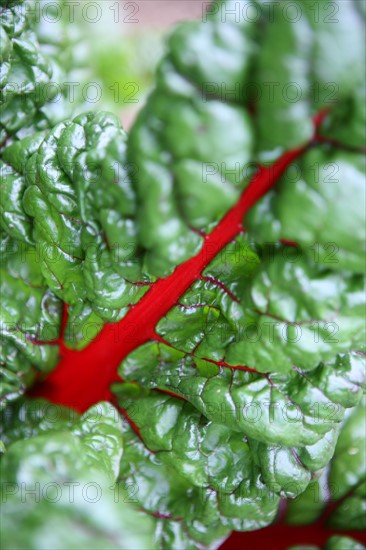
[222,523,366,549]
[28,116,366,548]
[30,143,306,412]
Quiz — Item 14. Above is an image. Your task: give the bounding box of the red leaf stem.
[30,132,315,412]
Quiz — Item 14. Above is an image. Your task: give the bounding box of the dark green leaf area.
[127,3,256,276]
[1,111,156,348]
[119,346,364,488]
[0,234,62,408]
[286,398,366,531]
[246,149,366,274]
[0,1,54,140]
[117,391,280,547]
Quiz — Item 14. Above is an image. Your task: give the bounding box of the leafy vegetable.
[0,233,62,408]
[286,397,366,531]
[0,0,94,147]
[21,111,150,319]
[0,0,365,548]
[0,401,157,549]
[117,392,279,548]
[0,0,53,142]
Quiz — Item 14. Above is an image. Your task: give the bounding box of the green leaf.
[324,537,365,550]
[328,398,366,530]
[0,1,52,140]
[117,233,364,502]
[156,241,364,372]
[127,2,256,276]
[0,399,156,550]
[0,0,95,146]
[303,0,366,147]
[286,398,366,530]
[1,399,123,480]
[254,0,313,161]
[71,402,123,480]
[246,149,366,273]
[0,234,62,408]
[0,397,77,448]
[1,0,365,547]
[11,111,154,342]
[0,131,46,242]
[117,393,279,547]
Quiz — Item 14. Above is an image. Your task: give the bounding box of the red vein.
[200,275,240,303]
[153,333,258,373]
[110,397,150,449]
[141,510,182,521]
[280,239,298,247]
[315,134,366,154]
[30,130,313,413]
[151,387,187,401]
[208,360,258,373]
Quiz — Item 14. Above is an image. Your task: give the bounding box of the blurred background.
[63,0,206,128]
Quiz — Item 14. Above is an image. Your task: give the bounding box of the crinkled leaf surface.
[0,399,156,550]
[0,0,53,141]
[0,0,92,146]
[0,397,77,446]
[22,111,147,311]
[246,149,366,273]
[115,390,279,548]
[327,398,366,531]
[0,233,62,408]
[155,239,365,372]
[286,398,366,531]
[127,0,365,276]
[1,110,153,349]
[117,234,365,496]
[304,0,366,148]
[0,0,365,548]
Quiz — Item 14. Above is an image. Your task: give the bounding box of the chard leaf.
[116,392,279,547]
[246,149,366,273]
[1,0,365,547]
[0,399,156,550]
[127,2,255,276]
[304,0,366,148]
[0,234,62,408]
[1,111,153,346]
[254,0,313,160]
[286,398,366,531]
[0,1,53,141]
